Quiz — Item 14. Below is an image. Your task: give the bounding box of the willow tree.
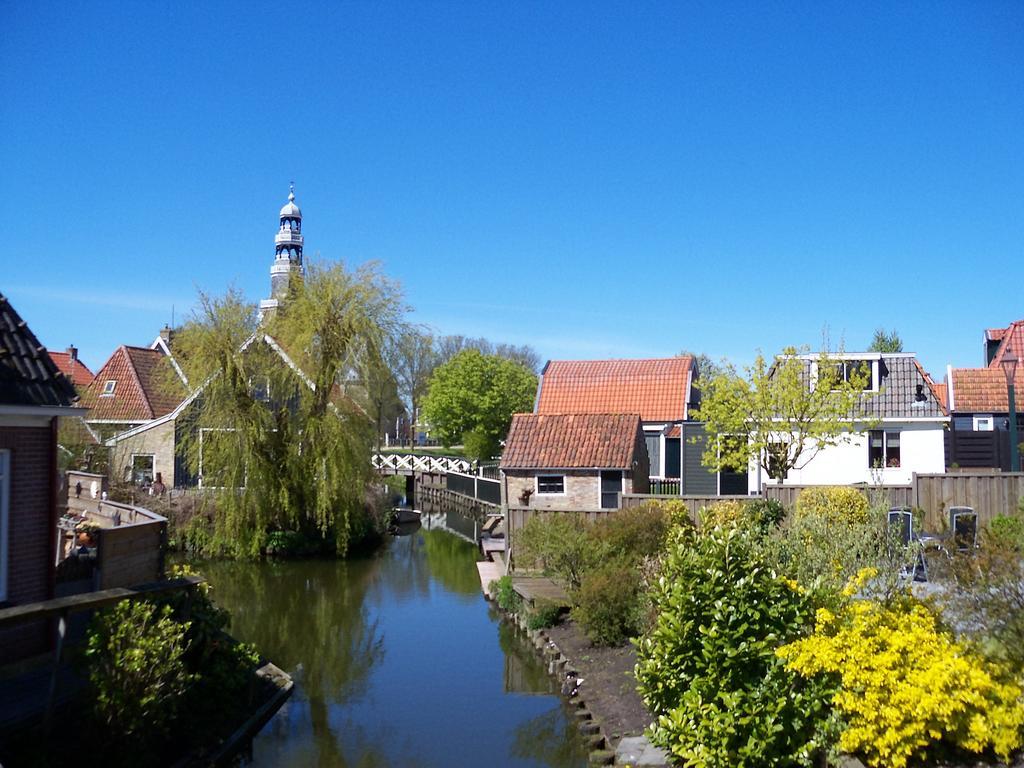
[695,348,874,483]
[173,261,404,556]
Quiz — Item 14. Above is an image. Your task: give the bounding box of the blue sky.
[2,1,1021,378]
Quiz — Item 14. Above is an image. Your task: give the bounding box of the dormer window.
[101,380,116,396]
[832,360,873,391]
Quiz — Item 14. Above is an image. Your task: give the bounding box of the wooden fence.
[762,484,915,511]
[621,473,1023,532]
[914,473,1024,530]
[620,494,751,523]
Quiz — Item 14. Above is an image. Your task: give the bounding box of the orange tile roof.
[47,350,94,388]
[80,346,185,422]
[501,413,644,469]
[988,320,1024,369]
[536,357,694,422]
[952,368,1024,412]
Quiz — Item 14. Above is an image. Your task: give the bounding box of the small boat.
[391,507,422,525]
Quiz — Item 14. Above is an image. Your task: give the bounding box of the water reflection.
[199,518,587,768]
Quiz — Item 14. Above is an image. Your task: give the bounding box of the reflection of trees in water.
[419,527,481,596]
[511,706,589,768]
[199,558,386,767]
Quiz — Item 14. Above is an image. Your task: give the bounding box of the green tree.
[421,349,537,461]
[868,328,903,353]
[173,260,404,556]
[694,348,873,483]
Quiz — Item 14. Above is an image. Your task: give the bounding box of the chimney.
[159,325,174,347]
[67,345,78,363]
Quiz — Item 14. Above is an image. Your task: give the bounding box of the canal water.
[197,518,588,768]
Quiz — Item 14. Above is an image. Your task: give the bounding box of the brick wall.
[505,470,604,511]
[110,420,176,487]
[0,423,56,663]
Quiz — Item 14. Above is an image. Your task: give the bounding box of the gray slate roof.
[791,355,945,420]
[0,292,78,407]
[864,356,945,419]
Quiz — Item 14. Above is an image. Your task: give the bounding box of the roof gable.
[988,320,1024,369]
[501,412,645,469]
[80,346,186,422]
[0,293,78,408]
[536,357,694,422]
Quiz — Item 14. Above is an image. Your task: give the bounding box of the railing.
[649,478,681,495]
[372,453,474,475]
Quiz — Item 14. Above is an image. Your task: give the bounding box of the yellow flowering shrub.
[699,500,747,529]
[778,588,1024,768]
[794,486,870,525]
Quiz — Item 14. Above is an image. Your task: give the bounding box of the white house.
[749,353,948,492]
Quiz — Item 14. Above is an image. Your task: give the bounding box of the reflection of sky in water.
[202,524,586,768]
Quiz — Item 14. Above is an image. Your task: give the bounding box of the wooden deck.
[511,576,571,608]
[476,561,504,598]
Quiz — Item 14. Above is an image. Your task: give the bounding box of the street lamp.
[1001,351,1020,472]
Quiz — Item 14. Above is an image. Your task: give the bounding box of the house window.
[101,380,116,396]
[0,451,9,603]
[868,430,901,468]
[832,360,873,391]
[536,475,565,494]
[249,375,271,402]
[973,415,994,432]
[130,454,155,486]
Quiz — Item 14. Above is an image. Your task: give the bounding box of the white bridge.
[372,453,474,476]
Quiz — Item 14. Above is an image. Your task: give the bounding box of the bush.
[636,524,832,767]
[573,563,645,646]
[515,513,597,590]
[795,486,870,525]
[699,499,747,529]
[779,588,1024,768]
[526,599,563,630]
[747,498,786,530]
[83,600,195,745]
[987,514,1024,551]
[491,575,523,615]
[590,504,670,560]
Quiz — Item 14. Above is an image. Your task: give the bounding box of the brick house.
[500,413,650,511]
[78,345,187,485]
[943,319,1024,470]
[534,357,743,493]
[0,292,83,662]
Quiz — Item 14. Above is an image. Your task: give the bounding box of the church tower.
[259,184,304,320]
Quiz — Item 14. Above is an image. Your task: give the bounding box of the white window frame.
[101,380,116,396]
[249,375,272,403]
[973,415,994,432]
[535,474,566,495]
[0,451,10,603]
[130,453,155,485]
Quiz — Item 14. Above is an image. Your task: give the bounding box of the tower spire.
[258,184,305,321]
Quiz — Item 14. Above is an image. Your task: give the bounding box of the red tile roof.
[79,346,185,422]
[949,320,1024,412]
[47,350,94,388]
[988,320,1024,369]
[536,357,694,422]
[952,368,1024,413]
[501,413,645,469]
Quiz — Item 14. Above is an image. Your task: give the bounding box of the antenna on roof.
[171,305,175,329]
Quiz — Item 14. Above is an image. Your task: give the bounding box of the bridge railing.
[372,453,474,475]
